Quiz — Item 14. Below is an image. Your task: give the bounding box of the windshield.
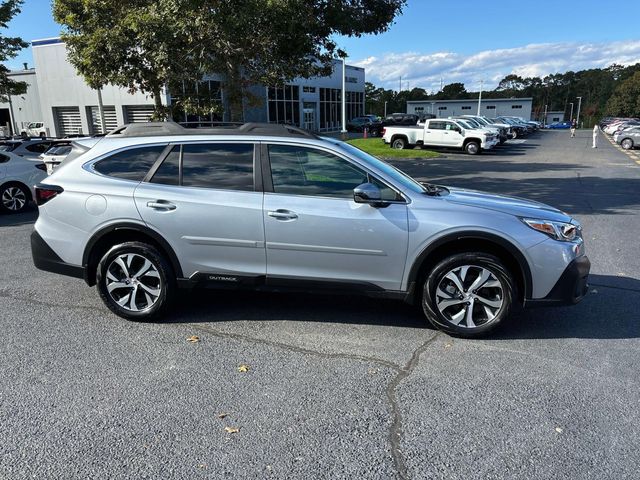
[337,141,427,194]
[457,119,476,129]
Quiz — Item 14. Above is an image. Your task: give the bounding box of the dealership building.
[406,97,534,120]
[0,38,366,137]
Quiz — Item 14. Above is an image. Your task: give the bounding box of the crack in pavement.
[385,333,441,480]
[1,285,444,478]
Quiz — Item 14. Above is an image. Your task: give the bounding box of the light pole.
[576,96,582,127]
[384,101,388,118]
[543,104,548,125]
[477,80,483,115]
[569,102,574,122]
[340,56,347,138]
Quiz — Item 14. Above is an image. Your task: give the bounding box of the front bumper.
[526,255,590,307]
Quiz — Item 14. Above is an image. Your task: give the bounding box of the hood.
[443,187,572,222]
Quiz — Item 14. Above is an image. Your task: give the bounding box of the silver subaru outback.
[31,122,589,337]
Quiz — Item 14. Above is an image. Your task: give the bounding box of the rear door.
[262,142,409,291]
[424,120,446,145]
[134,142,266,280]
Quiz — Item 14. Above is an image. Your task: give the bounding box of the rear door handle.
[268,209,298,220]
[147,200,176,211]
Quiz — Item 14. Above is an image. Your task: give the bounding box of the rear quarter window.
[93,145,166,181]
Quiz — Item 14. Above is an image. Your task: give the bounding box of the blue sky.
[6,0,640,91]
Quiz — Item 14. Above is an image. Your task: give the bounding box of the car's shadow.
[166,274,640,340]
[0,206,38,227]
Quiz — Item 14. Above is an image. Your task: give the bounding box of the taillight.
[35,184,63,206]
[382,128,386,136]
[35,163,47,171]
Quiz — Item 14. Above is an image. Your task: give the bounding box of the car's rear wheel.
[621,138,634,150]
[0,183,29,214]
[465,141,480,155]
[511,130,518,139]
[96,242,175,321]
[391,137,407,149]
[422,253,514,338]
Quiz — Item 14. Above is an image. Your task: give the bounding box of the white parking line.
[509,139,527,144]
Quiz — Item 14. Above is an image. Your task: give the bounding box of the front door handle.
[268,209,298,220]
[147,200,176,211]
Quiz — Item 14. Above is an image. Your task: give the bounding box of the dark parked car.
[346,117,383,136]
[382,113,420,127]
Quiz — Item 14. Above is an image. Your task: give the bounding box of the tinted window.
[268,145,368,198]
[182,143,254,190]
[25,142,51,153]
[151,146,180,186]
[94,145,166,181]
[429,121,445,130]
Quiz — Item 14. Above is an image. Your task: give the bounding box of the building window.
[414,107,424,112]
[552,117,560,122]
[438,106,447,111]
[486,106,496,110]
[345,76,358,84]
[268,85,300,126]
[169,80,223,126]
[461,106,471,110]
[303,86,316,93]
[319,88,363,131]
[511,105,523,109]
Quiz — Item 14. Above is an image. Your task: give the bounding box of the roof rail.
[107,121,319,139]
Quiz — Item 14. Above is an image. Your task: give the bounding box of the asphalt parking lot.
[1,130,639,479]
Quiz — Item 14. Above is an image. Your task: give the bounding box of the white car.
[20,122,48,138]
[40,142,74,175]
[0,151,47,213]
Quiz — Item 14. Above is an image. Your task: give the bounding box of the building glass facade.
[267,85,300,126]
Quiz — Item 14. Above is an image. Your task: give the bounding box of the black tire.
[96,241,175,321]
[421,253,515,338]
[0,182,30,214]
[511,130,518,139]
[464,141,480,155]
[391,137,407,149]
[369,128,379,137]
[621,138,634,150]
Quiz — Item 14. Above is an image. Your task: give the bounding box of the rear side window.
[94,145,166,181]
[181,143,254,191]
[25,142,51,153]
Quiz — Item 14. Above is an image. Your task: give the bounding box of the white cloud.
[354,40,640,92]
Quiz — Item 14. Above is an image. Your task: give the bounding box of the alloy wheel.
[435,265,504,329]
[105,253,162,312]
[2,186,27,211]
[622,139,633,150]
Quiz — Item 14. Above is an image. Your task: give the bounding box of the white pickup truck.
[382,118,498,154]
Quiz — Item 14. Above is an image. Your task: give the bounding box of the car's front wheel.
[464,141,480,155]
[422,253,515,337]
[96,242,175,321]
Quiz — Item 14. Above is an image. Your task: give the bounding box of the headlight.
[521,218,580,241]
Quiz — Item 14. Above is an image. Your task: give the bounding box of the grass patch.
[346,138,440,159]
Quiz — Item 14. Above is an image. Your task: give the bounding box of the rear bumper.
[526,255,590,307]
[31,229,85,280]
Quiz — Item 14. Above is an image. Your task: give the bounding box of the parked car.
[461,115,511,144]
[0,139,55,159]
[614,127,640,150]
[382,113,420,127]
[383,117,498,154]
[347,116,383,136]
[40,141,74,175]
[547,121,571,129]
[493,117,528,138]
[454,116,505,144]
[0,150,47,213]
[20,122,48,138]
[32,122,589,337]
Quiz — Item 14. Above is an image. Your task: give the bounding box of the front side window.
[94,145,166,181]
[268,144,399,201]
[181,143,254,191]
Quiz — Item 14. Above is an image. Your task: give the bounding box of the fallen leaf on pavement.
[555,427,563,433]
[238,364,250,373]
[224,426,240,434]
[187,335,200,343]
[218,413,228,419]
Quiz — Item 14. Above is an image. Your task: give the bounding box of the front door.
[303,103,316,131]
[134,142,266,280]
[262,143,409,291]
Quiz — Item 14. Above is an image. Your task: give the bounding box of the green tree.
[606,71,640,117]
[0,0,28,101]
[53,0,406,120]
[434,82,468,99]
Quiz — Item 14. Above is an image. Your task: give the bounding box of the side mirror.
[354,182,383,206]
